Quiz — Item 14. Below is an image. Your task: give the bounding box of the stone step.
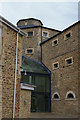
[28,113,79,120]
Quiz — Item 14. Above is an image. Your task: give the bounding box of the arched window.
[52,92,60,100]
[66,91,75,99]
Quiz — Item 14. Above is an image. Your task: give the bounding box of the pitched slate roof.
[17,18,43,25]
[21,56,51,75]
[18,24,60,32]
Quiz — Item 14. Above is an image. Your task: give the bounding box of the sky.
[0,1,79,31]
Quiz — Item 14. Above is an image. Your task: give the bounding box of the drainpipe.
[13,32,19,120]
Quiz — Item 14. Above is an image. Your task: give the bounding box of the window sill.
[53,67,59,70]
[42,36,49,38]
[52,44,58,47]
[65,98,76,101]
[26,36,33,38]
[53,99,61,101]
[65,64,73,67]
[64,37,70,40]
[25,53,34,55]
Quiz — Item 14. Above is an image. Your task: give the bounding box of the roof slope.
[0,15,25,36]
[18,24,61,32]
[40,20,80,45]
[22,56,51,75]
[17,18,43,25]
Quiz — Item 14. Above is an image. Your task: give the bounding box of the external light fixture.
[24,70,27,75]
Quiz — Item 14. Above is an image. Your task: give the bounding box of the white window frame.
[52,62,59,70]
[42,31,49,37]
[65,57,73,66]
[25,48,34,55]
[64,31,72,40]
[65,91,76,100]
[52,39,58,46]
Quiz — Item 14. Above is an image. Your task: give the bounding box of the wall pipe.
[13,32,19,120]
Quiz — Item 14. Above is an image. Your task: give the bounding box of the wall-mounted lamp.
[24,70,27,75]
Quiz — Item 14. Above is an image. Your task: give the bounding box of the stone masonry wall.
[17,19,60,63]
[42,27,60,41]
[22,27,42,62]
[42,23,79,117]
[19,89,31,118]
[78,22,80,118]
[0,23,2,120]
[17,19,42,27]
[0,65,2,120]
[1,22,23,118]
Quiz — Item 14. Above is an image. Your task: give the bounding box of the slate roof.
[21,56,51,75]
[17,18,43,25]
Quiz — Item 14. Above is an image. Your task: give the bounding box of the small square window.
[27,49,33,53]
[52,39,58,46]
[53,62,59,70]
[42,31,49,37]
[25,48,34,54]
[64,31,72,40]
[28,32,33,37]
[66,59,72,64]
[66,33,71,39]
[43,32,47,37]
[25,22,27,25]
[65,57,73,66]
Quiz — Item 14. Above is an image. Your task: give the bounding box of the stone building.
[40,21,80,117]
[17,18,80,118]
[17,18,60,62]
[0,15,80,119]
[0,16,35,119]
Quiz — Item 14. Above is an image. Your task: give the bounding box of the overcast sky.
[0,1,79,30]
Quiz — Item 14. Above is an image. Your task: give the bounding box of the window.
[53,62,59,70]
[64,31,72,40]
[25,22,27,25]
[67,93,74,98]
[27,49,33,53]
[25,48,34,54]
[66,33,71,39]
[65,57,73,66]
[54,94,59,99]
[28,32,33,37]
[42,31,49,37]
[52,39,58,46]
[52,92,60,100]
[66,91,75,100]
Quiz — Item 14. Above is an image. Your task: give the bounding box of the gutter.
[0,15,25,36]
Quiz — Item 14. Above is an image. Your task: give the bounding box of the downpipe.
[13,32,19,120]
